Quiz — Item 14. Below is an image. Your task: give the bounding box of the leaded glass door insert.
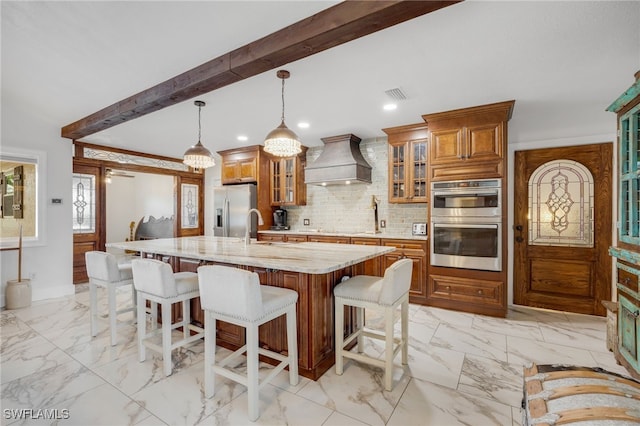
[528,159,594,247]
[72,173,96,233]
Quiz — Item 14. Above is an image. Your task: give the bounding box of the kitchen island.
[107,236,395,379]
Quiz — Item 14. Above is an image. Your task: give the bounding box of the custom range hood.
[304,134,372,186]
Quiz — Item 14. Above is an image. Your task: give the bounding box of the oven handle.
[433,191,499,197]
[432,223,499,229]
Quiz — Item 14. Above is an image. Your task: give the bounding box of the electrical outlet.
[380,220,386,228]
[303,219,310,226]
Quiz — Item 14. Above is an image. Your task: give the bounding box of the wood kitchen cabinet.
[257,233,308,243]
[381,239,428,304]
[269,147,307,206]
[382,123,429,203]
[351,237,382,276]
[422,100,515,181]
[217,145,273,230]
[607,71,640,380]
[218,145,263,184]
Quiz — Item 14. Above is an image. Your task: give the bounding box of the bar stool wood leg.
[108,285,117,346]
[90,281,98,337]
[204,312,216,398]
[246,323,260,421]
[335,298,344,375]
[137,296,146,362]
[286,305,298,384]
[161,301,172,377]
[384,307,394,391]
[401,298,409,364]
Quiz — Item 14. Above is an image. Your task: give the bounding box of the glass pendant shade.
[183,100,215,169]
[184,141,215,169]
[264,69,302,157]
[264,120,302,157]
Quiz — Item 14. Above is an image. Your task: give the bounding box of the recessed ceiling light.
[297,122,310,129]
[383,103,397,111]
[237,135,248,142]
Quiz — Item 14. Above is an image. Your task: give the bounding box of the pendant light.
[264,70,302,157]
[183,100,215,169]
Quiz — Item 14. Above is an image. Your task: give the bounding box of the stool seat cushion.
[256,286,298,322]
[174,272,199,295]
[117,263,134,281]
[334,275,383,303]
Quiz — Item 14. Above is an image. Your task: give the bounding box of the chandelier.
[183,100,215,169]
[264,70,302,157]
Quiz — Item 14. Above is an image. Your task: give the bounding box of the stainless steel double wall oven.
[430,179,502,271]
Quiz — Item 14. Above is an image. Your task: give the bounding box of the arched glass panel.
[528,159,594,247]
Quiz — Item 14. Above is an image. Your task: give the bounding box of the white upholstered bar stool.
[334,258,413,391]
[197,265,299,422]
[85,251,137,346]
[131,258,205,376]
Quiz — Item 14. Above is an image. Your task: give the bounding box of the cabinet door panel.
[430,129,462,165]
[466,123,502,161]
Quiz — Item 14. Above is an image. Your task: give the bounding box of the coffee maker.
[271,208,289,230]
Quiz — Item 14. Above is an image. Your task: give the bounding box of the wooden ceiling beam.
[61,0,461,140]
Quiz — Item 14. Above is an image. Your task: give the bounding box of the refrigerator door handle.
[224,197,230,237]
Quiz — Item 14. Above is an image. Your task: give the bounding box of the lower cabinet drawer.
[429,274,503,306]
[617,263,639,293]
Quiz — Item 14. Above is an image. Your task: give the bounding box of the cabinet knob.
[477,289,483,295]
[445,286,451,291]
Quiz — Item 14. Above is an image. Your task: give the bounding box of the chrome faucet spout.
[245,208,264,246]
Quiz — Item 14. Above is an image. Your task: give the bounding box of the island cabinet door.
[252,268,313,370]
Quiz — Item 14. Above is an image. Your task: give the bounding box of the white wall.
[105,171,174,245]
[1,96,75,306]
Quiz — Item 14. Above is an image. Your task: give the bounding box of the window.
[619,103,640,244]
[0,148,46,247]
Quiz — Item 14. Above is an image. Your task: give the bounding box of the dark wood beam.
[61,1,461,140]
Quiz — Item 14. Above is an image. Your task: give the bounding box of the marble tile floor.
[0,284,632,426]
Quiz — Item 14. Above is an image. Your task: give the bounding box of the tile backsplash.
[284,137,427,237]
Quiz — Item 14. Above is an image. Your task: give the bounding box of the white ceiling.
[2,1,639,160]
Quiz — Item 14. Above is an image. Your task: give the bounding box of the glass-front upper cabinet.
[269,147,307,206]
[619,103,640,245]
[388,139,428,203]
[384,123,429,204]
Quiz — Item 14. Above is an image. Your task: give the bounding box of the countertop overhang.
[106,236,395,274]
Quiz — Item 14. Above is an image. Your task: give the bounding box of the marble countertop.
[259,229,428,241]
[106,236,395,274]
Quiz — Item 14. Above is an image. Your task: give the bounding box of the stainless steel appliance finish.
[272,208,289,230]
[304,133,372,185]
[431,179,501,217]
[213,184,257,238]
[430,217,502,271]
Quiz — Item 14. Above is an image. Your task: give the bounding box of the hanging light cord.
[280,77,286,123]
[197,103,202,142]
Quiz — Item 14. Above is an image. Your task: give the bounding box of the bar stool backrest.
[378,258,413,305]
[86,251,125,284]
[131,258,178,298]
[197,265,263,321]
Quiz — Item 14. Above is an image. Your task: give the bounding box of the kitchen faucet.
[370,195,379,233]
[245,208,264,246]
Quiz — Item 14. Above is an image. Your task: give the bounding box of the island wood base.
[172,256,359,380]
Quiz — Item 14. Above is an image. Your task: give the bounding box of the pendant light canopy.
[264,70,302,157]
[183,100,215,169]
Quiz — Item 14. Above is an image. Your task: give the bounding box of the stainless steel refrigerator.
[213,184,258,238]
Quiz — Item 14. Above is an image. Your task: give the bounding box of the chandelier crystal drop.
[183,100,215,169]
[264,70,302,157]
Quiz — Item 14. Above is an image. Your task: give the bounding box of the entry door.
[72,163,103,283]
[513,143,612,316]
